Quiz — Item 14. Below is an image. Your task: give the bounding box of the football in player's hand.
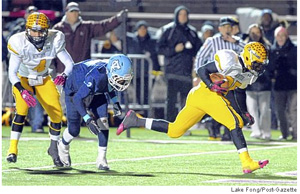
[209,73,229,89]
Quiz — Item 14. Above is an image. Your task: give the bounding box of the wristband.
[14,82,24,91]
[83,114,91,122]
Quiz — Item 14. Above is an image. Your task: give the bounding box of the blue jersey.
[64,59,118,117]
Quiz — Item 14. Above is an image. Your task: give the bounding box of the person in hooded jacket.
[157,5,202,122]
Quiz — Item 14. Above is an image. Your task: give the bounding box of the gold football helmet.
[25,12,50,50]
[241,42,269,76]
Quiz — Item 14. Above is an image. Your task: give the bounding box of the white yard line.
[3,136,297,146]
[111,138,297,146]
[2,144,296,173]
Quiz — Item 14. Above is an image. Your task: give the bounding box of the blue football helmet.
[106,54,133,91]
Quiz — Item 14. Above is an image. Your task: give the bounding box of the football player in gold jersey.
[117,42,269,174]
[7,12,74,166]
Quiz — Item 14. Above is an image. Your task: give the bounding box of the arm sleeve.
[54,31,66,53]
[8,54,22,85]
[56,49,74,76]
[196,61,219,87]
[233,88,248,113]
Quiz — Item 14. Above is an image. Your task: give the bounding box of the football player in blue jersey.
[58,54,133,170]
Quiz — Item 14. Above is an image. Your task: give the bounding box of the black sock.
[98,130,109,147]
[230,127,247,150]
[137,118,146,127]
[149,119,169,133]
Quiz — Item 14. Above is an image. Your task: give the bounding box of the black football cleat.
[48,144,64,167]
[7,153,17,163]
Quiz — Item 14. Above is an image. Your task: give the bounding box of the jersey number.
[33,59,46,72]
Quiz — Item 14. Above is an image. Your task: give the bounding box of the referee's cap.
[219,17,232,26]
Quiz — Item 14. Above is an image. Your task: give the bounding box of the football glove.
[113,102,122,117]
[242,112,255,126]
[208,81,228,94]
[86,118,101,135]
[54,73,67,85]
[21,89,37,107]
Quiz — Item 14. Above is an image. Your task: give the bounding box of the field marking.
[111,138,297,146]
[2,136,297,146]
[2,144,296,173]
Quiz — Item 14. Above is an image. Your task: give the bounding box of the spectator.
[6,6,38,39]
[2,35,8,62]
[127,20,161,106]
[244,24,272,140]
[195,16,246,140]
[260,9,279,44]
[270,26,297,140]
[158,5,202,122]
[199,22,214,42]
[52,1,124,73]
[101,29,122,54]
[259,9,280,131]
[229,16,242,37]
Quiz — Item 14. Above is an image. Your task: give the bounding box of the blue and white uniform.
[59,54,133,169]
[64,59,118,142]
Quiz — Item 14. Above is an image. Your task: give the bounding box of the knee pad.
[12,114,26,132]
[97,117,109,131]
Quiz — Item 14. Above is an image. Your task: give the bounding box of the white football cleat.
[57,140,71,167]
[96,156,109,170]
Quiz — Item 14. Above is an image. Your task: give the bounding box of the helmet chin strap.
[25,29,47,51]
[238,56,248,72]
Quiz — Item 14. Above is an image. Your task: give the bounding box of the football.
[209,73,229,89]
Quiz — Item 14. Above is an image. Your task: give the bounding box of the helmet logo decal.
[111,60,121,72]
[250,49,260,59]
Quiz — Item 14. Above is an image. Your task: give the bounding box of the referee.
[195,16,245,70]
[194,16,246,140]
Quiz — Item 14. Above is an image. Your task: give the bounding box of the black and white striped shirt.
[195,34,246,70]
